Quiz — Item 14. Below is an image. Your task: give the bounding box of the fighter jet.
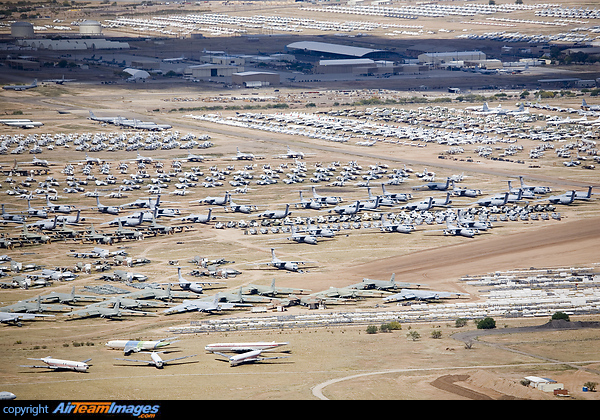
[3,79,37,91]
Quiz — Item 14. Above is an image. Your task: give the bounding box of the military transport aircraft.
[3,79,37,91]
[255,248,315,272]
[243,278,310,297]
[383,289,468,303]
[348,273,426,291]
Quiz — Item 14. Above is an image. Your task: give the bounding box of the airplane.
[26,215,57,230]
[211,349,290,367]
[167,267,223,294]
[43,75,76,84]
[1,204,26,223]
[184,151,206,162]
[506,103,530,116]
[472,102,507,116]
[0,296,69,314]
[82,224,113,244]
[205,341,289,353]
[26,200,48,218]
[38,286,100,305]
[383,288,468,303]
[379,220,415,234]
[226,199,256,214]
[89,111,119,124]
[312,286,383,300]
[178,209,215,224]
[18,224,51,244]
[3,79,37,91]
[0,312,54,327]
[547,115,588,126]
[381,184,411,202]
[256,204,292,219]
[95,196,120,215]
[311,186,343,205]
[115,351,197,369]
[0,118,44,128]
[581,99,600,112]
[546,190,577,205]
[518,176,551,194]
[21,356,91,372]
[474,192,510,207]
[450,181,481,198]
[398,196,434,211]
[255,248,314,272]
[348,274,425,291]
[217,287,271,304]
[329,200,361,215]
[295,190,323,210]
[163,293,238,315]
[441,221,478,238]
[194,192,230,206]
[68,247,124,259]
[412,177,451,191]
[162,55,187,62]
[243,278,310,297]
[106,337,179,355]
[45,195,74,214]
[115,220,144,241]
[276,146,313,159]
[231,147,260,161]
[286,227,319,245]
[65,300,152,319]
[573,186,594,200]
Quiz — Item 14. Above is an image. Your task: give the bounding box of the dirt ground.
[1,0,600,401]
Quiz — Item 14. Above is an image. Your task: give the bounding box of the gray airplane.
[546,190,577,205]
[18,224,51,244]
[82,224,113,245]
[256,204,292,219]
[165,267,223,294]
[163,293,239,315]
[95,196,120,215]
[1,296,69,314]
[115,351,197,369]
[1,205,26,223]
[45,195,74,214]
[380,220,415,234]
[38,286,101,305]
[65,300,152,319]
[243,278,310,297]
[177,209,215,224]
[383,289,468,303]
[348,273,425,291]
[0,311,54,327]
[412,177,451,191]
[256,248,314,272]
[311,186,343,205]
[3,79,37,91]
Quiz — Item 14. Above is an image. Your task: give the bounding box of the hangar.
[285,41,401,62]
[232,71,280,87]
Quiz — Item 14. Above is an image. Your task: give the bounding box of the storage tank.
[11,21,34,38]
[79,20,102,36]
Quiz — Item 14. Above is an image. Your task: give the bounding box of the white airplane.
[106,337,179,355]
[115,351,196,369]
[21,356,91,372]
[205,341,289,353]
[231,147,259,161]
[0,119,43,128]
[581,99,600,111]
[3,79,37,91]
[162,55,187,63]
[212,349,290,367]
[43,75,76,84]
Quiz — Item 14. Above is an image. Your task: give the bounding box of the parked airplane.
[398,196,434,211]
[379,220,415,234]
[163,293,238,315]
[21,356,91,372]
[178,209,215,224]
[65,300,150,319]
[1,205,26,223]
[243,279,310,297]
[194,192,230,206]
[205,341,289,353]
[106,337,179,355]
[381,184,411,202]
[43,75,76,84]
[167,267,223,294]
[413,177,451,191]
[0,119,43,128]
[256,204,292,219]
[82,224,113,244]
[45,195,74,214]
[348,273,425,291]
[38,286,100,305]
[546,190,577,205]
[581,99,600,112]
[383,289,468,303]
[518,176,551,194]
[0,311,54,327]
[26,200,48,218]
[0,296,68,313]
[442,221,478,238]
[329,200,361,215]
[231,147,260,161]
[3,79,37,91]
[212,349,290,367]
[286,227,318,245]
[226,199,256,214]
[162,55,187,62]
[311,186,343,205]
[115,351,197,369]
[255,248,314,272]
[95,196,120,215]
[474,192,510,207]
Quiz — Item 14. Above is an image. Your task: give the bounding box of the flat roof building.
[286,41,401,62]
[232,71,280,87]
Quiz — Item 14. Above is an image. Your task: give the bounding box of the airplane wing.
[163,354,197,364]
[114,357,155,365]
[255,355,290,363]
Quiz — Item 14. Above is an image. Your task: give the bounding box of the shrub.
[431,330,442,339]
[551,311,570,321]
[366,325,378,334]
[476,317,496,329]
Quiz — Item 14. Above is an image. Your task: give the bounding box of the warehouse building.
[286,41,401,62]
[185,63,243,79]
[232,71,280,87]
[418,51,486,66]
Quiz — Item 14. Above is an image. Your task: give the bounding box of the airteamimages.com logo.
[3,402,161,418]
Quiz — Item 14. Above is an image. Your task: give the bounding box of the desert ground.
[1,0,600,402]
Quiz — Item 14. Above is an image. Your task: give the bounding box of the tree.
[476,317,496,329]
[552,311,570,321]
[431,330,442,339]
[584,381,597,392]
[455,318,468,328]
[366,325,378,334]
